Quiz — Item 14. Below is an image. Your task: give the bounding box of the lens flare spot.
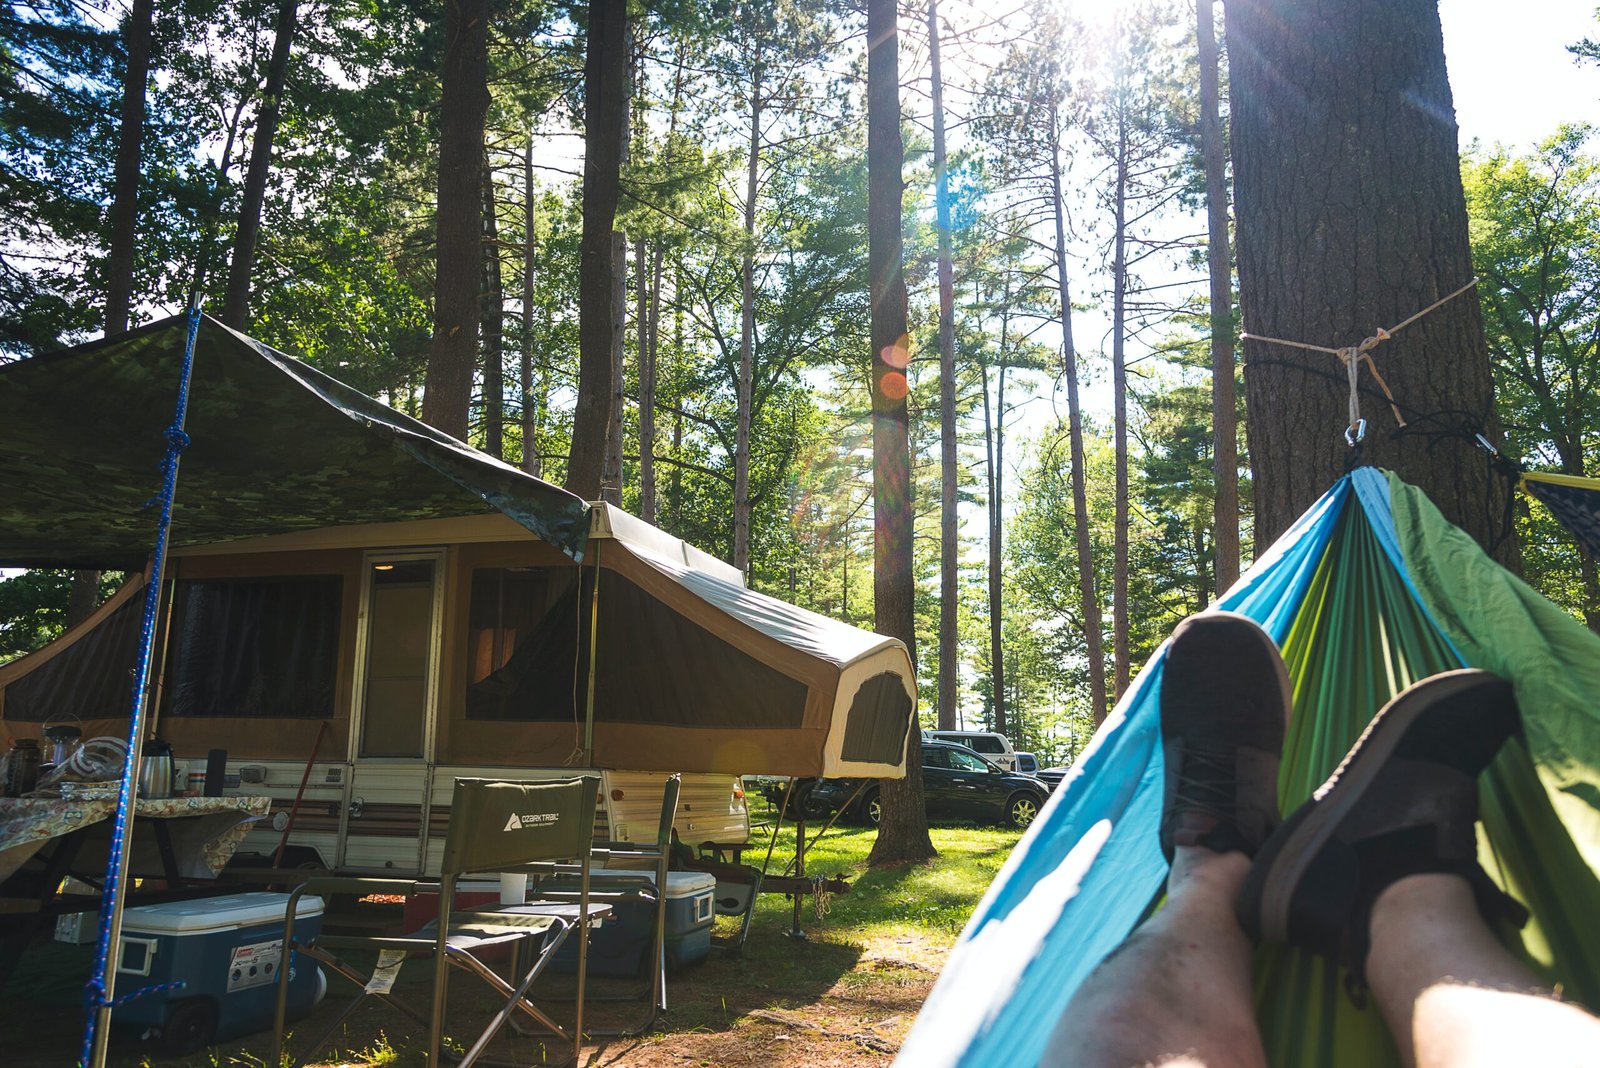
[881,371,909,400]
[880,337,911,370]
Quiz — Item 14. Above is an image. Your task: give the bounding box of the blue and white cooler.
[115,892,326,1054]
[548,869,716,975]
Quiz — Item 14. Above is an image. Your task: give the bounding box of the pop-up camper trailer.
[0,315,916,875]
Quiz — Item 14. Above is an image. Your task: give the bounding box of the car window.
[972,737,1002,753]
[923,748,951,770]
[949,749,990,772]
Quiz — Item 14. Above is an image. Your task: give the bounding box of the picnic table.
[0,794,269,990]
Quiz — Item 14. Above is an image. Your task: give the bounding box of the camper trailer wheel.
[862,789,882,826]
[158,997,218,1056]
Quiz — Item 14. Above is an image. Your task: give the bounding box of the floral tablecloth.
[0,794,270,887]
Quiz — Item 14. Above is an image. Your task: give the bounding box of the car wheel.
[863,789,882,826]
[1006,792,1041,828]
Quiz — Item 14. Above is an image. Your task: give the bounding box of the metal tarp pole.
[583,539,601,762]
[81,308,201,1068]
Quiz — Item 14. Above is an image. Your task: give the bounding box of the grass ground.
[3,811,1022,1067]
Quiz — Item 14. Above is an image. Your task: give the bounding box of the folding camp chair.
[270,775,606,1068]
[583,773,680,1034]
[531,773,680,1035]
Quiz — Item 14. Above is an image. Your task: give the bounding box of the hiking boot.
[1237,669,1527,983]
[1159,612,1292,862]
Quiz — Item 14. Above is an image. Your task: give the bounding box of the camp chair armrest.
[311,933,439,952]
[290,875,427,897]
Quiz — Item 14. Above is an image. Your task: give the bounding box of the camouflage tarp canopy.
[0,315,591,568]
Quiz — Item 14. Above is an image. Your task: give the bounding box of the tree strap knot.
[1240,279,1477,446]
[163,426,191,452]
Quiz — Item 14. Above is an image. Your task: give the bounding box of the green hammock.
[901,468,1600,1067]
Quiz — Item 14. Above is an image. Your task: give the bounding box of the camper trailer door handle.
[349,797,364,818]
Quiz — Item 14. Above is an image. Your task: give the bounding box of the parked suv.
[927,730,1018,771]
[802,740,1050,828]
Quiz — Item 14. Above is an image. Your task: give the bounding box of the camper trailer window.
[464,567,579,721]
[163,576,341,719]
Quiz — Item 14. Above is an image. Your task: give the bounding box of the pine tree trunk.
[521,138,540,477]
[640,45,685,525]
[1111,104,1130,701]
[980,360,996,732]
[422,0,489,440]
[83,0,155,627]
[1197,0,1240,592]
[1050,112,1110,724]
[865,0,934,868]
[481,151,505,459]
[602,231,626,504]
[634,235,650,511]
[1227,0,1510,556]
[929,0,959,733]
[569,0,630,498]
[640,242,662,522]
[221,0,298,329]
[735,73,760,575]
[600,31,635,507]
[104,0,153,336]
[988,351,1008,736]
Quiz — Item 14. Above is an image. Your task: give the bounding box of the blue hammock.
[898,468,1600,1067]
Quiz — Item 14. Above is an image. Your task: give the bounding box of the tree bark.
[482,149,505,459]
[865,0,934,868]
[521,138,540,477]
[1049,107,1110,724]
[104,0,153,336]
[1227,0,1510,556]
[422,0,489,440]
[221,0,299,329]
[983,277,1011,736]
[634,235,650,512]
[640,241,662,522]
[601,37,635,507]
[602,230,626,505]
[640,46,686,524]
[569,0,630,499]
[734,69,761,576]
[929,0,959,732]
[1110,97,1130,701]
[1197,0,1240,592]
[83,0,156,626]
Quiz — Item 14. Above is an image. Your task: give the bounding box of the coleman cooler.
[115,892,326,1054]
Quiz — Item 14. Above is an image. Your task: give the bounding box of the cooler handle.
[117,936,159,976]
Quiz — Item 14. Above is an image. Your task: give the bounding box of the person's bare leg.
[1367,872,1600,1068]
[1045,613,1290,1067]
[1045,847,1266,1068]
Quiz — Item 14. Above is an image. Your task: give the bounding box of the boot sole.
[1240,668,1511,946]
[1160,612,1294,859]
[1166,610,1294,733]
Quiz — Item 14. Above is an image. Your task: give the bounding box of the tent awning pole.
[82,308,201,1068]
[583,539,601,763]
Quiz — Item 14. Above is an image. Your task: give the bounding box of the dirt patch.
[1,917,942,1066]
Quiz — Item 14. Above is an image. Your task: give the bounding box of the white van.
[926,730,1018,771]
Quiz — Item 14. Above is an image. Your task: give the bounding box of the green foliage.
[0,570,123,663]
[0,1,118,352]
[1464,125,1600,625]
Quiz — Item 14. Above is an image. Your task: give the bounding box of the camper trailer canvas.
[0,315,917,876]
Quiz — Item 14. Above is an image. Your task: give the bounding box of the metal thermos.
[138,739,174,799]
